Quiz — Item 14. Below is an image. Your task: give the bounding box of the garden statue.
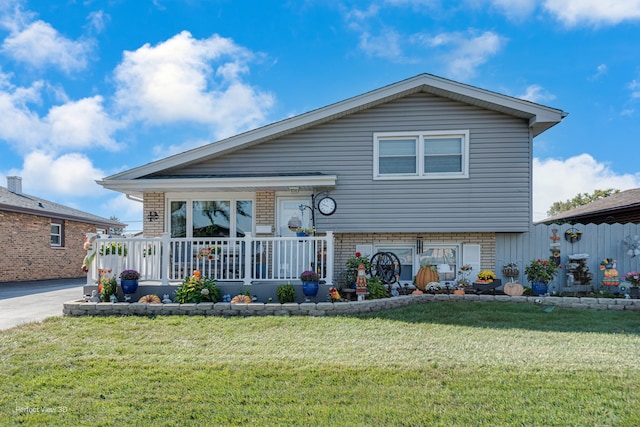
[89,290,100,303]
[356,262,367,301]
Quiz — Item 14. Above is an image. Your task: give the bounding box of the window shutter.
[462,244,481,282]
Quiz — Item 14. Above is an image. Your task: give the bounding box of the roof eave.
[97,175,339,197]
[0,203,126,228]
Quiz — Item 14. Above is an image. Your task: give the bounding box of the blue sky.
[1,0,640,232]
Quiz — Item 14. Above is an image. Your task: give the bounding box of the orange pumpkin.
[231,294,252,304]
[415,265,439,290]
[453,289,465,295]
[138,294,161,304]
[411,289,424,295]
[503,282,524,296]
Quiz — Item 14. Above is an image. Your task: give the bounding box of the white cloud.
[1,20,91,73]
[533,154,640,220]
[46,96,121,152]
[544,0,640,26]
[518,84,556,104]
[0,77,48,150]
[0,74,120,154]
[590,64,608,80]
[487,0,537,19]
[99,194,144,232]
[358,27,404,60]
[414,30,506,80]
[13,151,108,197]
[86,10,109,34]
[113,31,274,139]
[629,80,640,99]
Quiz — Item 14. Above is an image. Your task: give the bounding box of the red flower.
[355,252,361,257]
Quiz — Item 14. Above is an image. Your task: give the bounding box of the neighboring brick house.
[0,176,125,283]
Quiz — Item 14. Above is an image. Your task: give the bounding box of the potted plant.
[300,270,320,298]
[524,258,560,296]
[99,275,118,302]
[476,270,496,282]
[295,227,315,237]
[119,269,140,294]
[343,252,372,288]
[621,271,640,299]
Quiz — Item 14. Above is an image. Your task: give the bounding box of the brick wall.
[255,191,275,235]
[143,192,165,237]
[0,211,95,282]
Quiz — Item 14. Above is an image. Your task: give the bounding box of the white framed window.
[50,221,63,247]
[373,243,462,285]
[373,130,469,179]
[167,193,254,238]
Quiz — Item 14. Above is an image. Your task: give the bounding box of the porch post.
[243,232,253,286]
[325,231,334,287]
[161,232,171,286]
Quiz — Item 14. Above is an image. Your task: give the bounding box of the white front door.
[277,197,313,236]
[275,196,314,278]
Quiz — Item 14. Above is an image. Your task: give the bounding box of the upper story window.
[51,220,63,247]
[374,130,469,179]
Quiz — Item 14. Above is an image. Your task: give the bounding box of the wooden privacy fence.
[495,223,640,289]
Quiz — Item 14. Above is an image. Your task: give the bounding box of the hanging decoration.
[622,235,640,258]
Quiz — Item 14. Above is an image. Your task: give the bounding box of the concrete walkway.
[0,278,85,331]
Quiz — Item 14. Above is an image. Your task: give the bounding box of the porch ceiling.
[96,174,338,197]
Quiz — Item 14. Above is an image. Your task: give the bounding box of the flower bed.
[63,293,640,318]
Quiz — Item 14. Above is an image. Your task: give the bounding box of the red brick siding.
[0,211,94,282]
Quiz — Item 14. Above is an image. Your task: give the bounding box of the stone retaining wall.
[63,293,640,317]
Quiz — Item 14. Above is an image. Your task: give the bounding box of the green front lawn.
[1,302,639,426]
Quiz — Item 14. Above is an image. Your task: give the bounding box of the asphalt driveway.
[0,278,85,331]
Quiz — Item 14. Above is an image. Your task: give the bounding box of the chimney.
[7,176,22,194]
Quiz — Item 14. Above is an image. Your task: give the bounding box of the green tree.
[110,215,124,236]
[546,189,620,217]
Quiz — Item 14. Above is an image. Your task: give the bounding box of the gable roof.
[0,185,125,228]
[539,188,640,224]
[100,73,567,189]
[96,74,567,197]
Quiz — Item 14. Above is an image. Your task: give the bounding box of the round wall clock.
[317,196,337,216]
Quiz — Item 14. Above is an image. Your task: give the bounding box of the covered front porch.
[85,232,334,288]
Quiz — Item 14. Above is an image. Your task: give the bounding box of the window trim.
[165,192,255,238]
[50,220,64,247]
[373,242,462,285]
[373,130,469,180]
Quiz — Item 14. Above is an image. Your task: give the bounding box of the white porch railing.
[85,232,334,287]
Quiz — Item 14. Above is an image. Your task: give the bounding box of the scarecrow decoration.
[356,262,367,301]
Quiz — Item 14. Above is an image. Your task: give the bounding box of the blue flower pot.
[302,281,319,297]
[121,279,139,294]
[531,281,547,296]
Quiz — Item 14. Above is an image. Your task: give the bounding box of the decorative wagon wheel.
[370,252,401,284]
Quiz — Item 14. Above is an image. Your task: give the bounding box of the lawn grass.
[1,301,639,426]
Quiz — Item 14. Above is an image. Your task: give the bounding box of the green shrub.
[366,276,388,300]
[174,273,220,303]
[276,283,295,303]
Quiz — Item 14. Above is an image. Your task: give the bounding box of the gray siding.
[496,222,640,290]
[159,92,532,232]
